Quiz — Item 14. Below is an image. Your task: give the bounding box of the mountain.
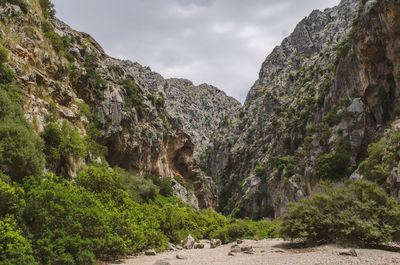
[203,0,400,218]
[0,0,239,209]
[1,0,399,220]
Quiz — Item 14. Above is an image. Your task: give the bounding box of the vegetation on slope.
[0,164,280,265]
[280,180,400,244]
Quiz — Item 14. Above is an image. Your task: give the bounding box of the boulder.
[182,234,195,249]
[210,239,222,248]
[230,245,241,253]
[339,249,357,257]
[176,254,188,260]
[194,243,204,249]
[145,249,156,256]
[240,246,253,252]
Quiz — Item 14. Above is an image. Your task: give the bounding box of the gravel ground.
[111,239,400,265]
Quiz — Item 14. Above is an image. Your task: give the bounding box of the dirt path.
[111,239,400,265]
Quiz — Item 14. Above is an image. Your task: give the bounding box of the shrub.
[159,178,173,197]
[210,221,251,243]
[0,215,37,265]
[85,122,108,159]
[122,78,143,110]
[41,121,87,166]
[0,47,15,84]
[86,66,106,93]
[359,131,400,189]
[39,0,55,18]
[254,166,266,177]
[280,180,400,244]
[0,87,44,182]
[322,108,340,127]
[23,175,125,263]
[42,21,72,54]
[44,30,65,52]
[314,141,352,180]
[0,179,25,217]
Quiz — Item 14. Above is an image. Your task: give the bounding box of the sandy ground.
[110,239,400,265]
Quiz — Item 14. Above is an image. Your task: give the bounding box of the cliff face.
[163,78,240,160]
[0,0,239,209]
[205,0,400,218]
[2,0,399,218]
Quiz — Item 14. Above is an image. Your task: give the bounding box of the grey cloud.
[177,0,215,8]
[52,0,340,102]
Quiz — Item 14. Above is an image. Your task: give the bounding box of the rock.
[236,239,243,244]
[1,4,23,18]
[339,249,358,257]
[182,234,195,249]
[193,243,204,249]
[228,251,235,256]
[153,260,171,265]
[210,239,222,248]
[145,249,156,256]
[243,250,255,254]
[175,245,183,250]
[240,246,253,252]
[167,242,176,251]
[230,245,241,253]
[171,178,199,211]
[176,254,188,260]
[163,78,240,161]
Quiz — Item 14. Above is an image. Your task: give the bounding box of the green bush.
[210,218,280,244]
[122,78,143,110]
[23,175,125,263]
[359,131,400,189]
[39,0,55,18]
[0,215,37,265]
[314,141,352,180]
[0,179,25,217]
[0,87,44,182]
[0,47,15,84]
[44,30,65,52]
[84,122,108,159]
[41,121,87,166]
[42,20,72,54]
[280,180,400,244]
[159,178,173,197]
[0,162,282,264]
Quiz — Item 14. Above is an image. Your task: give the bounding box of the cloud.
[52,0,340,103]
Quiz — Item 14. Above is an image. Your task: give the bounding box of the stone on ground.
[182,234,196,249]
[210,239,222,248]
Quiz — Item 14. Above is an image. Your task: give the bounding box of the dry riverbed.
[110,239,400,265]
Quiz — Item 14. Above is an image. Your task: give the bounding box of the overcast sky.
[52,0,340,103]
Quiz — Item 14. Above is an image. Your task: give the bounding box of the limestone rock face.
[0,0,238,209]
[205,0,400,218]
[3,0,400,219]
[163,78,240,160]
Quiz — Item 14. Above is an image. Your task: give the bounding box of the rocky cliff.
[1,0,399,219]
[0,0,239,209]
[204,0,400,218]
[163,78,240,160]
